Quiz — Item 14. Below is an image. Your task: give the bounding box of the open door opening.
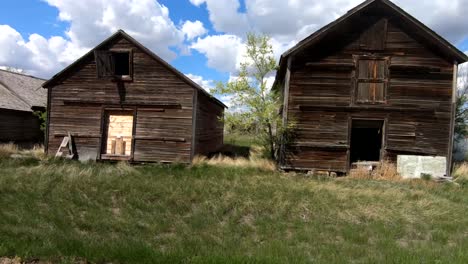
[350,119,384,164]
[101,110,134,160]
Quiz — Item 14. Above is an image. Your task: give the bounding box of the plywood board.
[106,114,133,156]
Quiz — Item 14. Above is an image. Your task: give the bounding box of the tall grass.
[348,161,401,181]
[453,162,468,185]
[2,143,468,262]
[0,143,45,160]
[193,145,276,171]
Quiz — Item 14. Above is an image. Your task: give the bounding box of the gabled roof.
[0,69,46,112]
[275,0,468,86]
[42,30,227,108]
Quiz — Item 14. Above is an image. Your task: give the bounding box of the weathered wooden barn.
[0,69,46,145]
[275,0,468,174]
[43,30,225,163]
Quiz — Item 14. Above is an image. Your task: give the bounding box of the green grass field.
[1,144,468,263]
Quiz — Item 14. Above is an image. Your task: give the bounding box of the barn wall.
[47,37,194,163]
[194,91,224,156]
[0,109,42,144]
[283,16,454,172]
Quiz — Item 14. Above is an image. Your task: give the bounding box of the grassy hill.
[1,145,468,263]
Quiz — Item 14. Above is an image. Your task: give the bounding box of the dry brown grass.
[193,146,276,171]
[0,143,18,157]
[453,162,468,183]
[193,155,276,171]
[0,143,46,160]
[348,161,401,181]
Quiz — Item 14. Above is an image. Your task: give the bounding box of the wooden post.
[447,63,458,176]
[279,56,292,166]
[111,139,116,155]
[116,137,123,155]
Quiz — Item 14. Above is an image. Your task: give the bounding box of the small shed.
[0,69,46,145]
[43,30,226,163]
[274,0,468,175]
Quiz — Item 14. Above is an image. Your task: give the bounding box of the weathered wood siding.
[0,109,42,143]
[283,15,454,172]
[194,91,224,156]
[47,36,195,163]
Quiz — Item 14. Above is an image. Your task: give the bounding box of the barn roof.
[0,69,46,112]
[275,0,468,87]
[42,30,227,108]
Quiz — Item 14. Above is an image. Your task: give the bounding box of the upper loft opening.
[95,49,133,81]
[113,52,130,76]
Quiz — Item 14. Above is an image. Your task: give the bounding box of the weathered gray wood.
[447,63,458,175]
[279,8,462,173]
[45,32,225,163]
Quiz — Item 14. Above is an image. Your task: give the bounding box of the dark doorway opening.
[112,52,130,76]
[350,119,384,163]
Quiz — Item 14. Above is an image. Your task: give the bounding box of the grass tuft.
[0,143,18,158]
[0,143,46,160]
[348,160,401,181]
[1,139,468,263]
[193,145,276,171]
[453,162,468,186]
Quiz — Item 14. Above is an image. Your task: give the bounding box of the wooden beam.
[63,99,181,108]
[292,143,349,149]
[44,87,52,154]
[305,62,355,70]
[134,136,186,142]
[190,90,198,161]
[389,64,441,72]
[385,147,438,156]
[447,63,458,176]
[54,133,101,138]
[130,106,137,162]
[299,105,437,113]
[279,56,292,165]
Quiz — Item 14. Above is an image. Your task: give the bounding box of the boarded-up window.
[95,50,133,80]
[95,50,114,78]
[360,19,387,51]
[103,111,134,157]
[356,59,388,103]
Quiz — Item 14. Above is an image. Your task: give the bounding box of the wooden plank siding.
[193,91,224,156]
[281,14,457,173]
[45,32,225,163]
[0,109,43,143]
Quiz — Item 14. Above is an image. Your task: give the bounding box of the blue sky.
[0,0,467,100]
[0,0,230,85]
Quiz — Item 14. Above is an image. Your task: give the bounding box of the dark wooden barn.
[0,69,46,145]
[274,0,468,175]
[43,30,225,163]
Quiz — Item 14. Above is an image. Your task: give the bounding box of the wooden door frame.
[98,106,137,161]
[347,117,387,169]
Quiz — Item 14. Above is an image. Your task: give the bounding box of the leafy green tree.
[454,66,468,159]
[33,110,47,132]
[213,33,292,160]
[456,67,468,138]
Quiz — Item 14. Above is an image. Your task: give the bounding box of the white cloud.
[188,0,468,77]
[45,0,184,60]
[0,25,88,77]
[2,0,468,83]
[185,73,214,91]
[191,34,244,73]
[182,20,207,40]
[189,0,249,35]
[0,0,186,78]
